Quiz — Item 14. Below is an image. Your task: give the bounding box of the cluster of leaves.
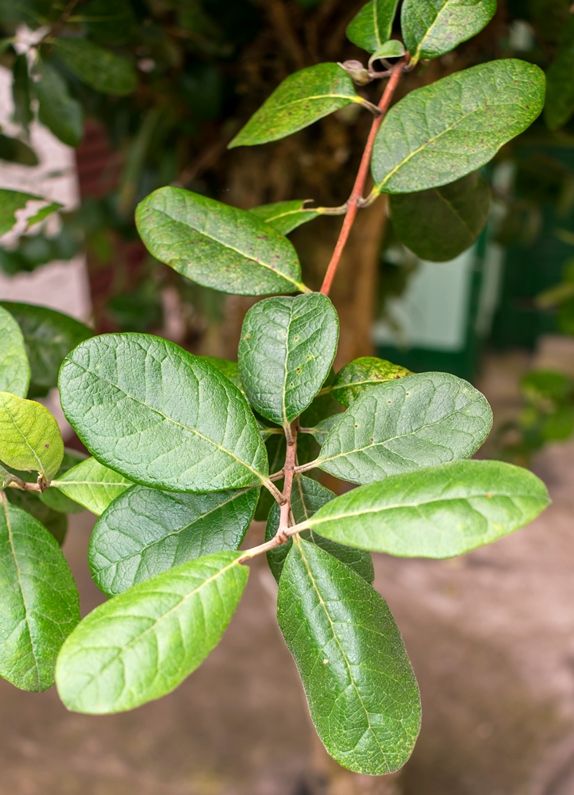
[0,0,554,778]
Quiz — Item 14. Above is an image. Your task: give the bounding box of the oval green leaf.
[39,449,88,514]
[346,0,400,54]
[59,334,269,492]
[35,59,83,148]
[277,539,421,775]
[401,0,496,64]
[90,485,259,596]
[6,488,68,546]
[0,500,80,691]
[239,293,339,426]
[266,475,374,583]
[136,187,307,296]
[229,64,365,148]
[372,60,546,194]
[311,372,492,484]
[0,188,60,237]
[0,305,30,397]
[0,392,64,481]
[51,457,133,516]
[0,302,93,397]
[250,200,320,235]
[52,37,137,95]
[331,356,411,407]
[305,460,550,558]
[56,551,248,713]
[390,172,490,262]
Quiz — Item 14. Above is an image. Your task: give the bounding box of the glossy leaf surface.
[53,38,137,95]
[277,540,420,774]
[0,305,30,397]
[266,475,374,583]
[0,501,79,691]
[0,302,93,397]
[0,392,64,480]
[136,188,306,296]
[250,200,319,235]
[332,357,411,407]
[314,372,492,484]
[306,461,550,557]
[239,293,339,425]
[35,60,83,148]
[390,172,490,262]
[346,0,399,54]
[52,457,133,516]
[59,334,269,492]
[372,60,545,194]
[229,64,364,148]
[401,0,496,63]
[90,486,259,596]
[56,552,248,713]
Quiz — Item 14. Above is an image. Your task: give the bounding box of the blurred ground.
[1,349,574,795]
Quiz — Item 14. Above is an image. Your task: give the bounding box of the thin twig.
[4,475,44,493]
[320,61,405,296]
[42,0,82,42]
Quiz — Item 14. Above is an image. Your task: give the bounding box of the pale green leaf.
[266,475,373,583]
[39,449,88,514]
[0,500,80,691]
[239,294,339,426]
[305,460,550,557]
[370,40,406,60]
[372,60,546,194]
[331,357,411,407]
[545,20,574,130]
[136,187,307,296]
[56,551,248,713]
[52,38,137,96]
[346,0,400,54]
[35,60,83,148]
[390,172,490,261]
[277,539,420,775]
[401,0,496,64]
[250,200,320,235]
[311,372,492,484]
[229,64,365,148]
[0,305,30,398]
[59,334,269,492]
[51,457,133,516]
[0,392,64,481]
[0,302,93,398]
[0,189,59,237]
[90,485,259,596]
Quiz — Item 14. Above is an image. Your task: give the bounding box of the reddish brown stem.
[320,62,405,297]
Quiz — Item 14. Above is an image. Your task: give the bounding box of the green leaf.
[266,475,373,583]
[346,0,400,54]
[0,305,30,398]
[0,500,80,691]
[277,539,420,774]
[80,0,135,45]
[250,200,320,235]
[52,37,137,96]
[200,357,244,393]
[6,488,68,545]
[51,457,133,516]
[39,449,88,514]
[304,460,550,558]
[59,334,270,492]
[331,356,411,407]
[0,134,38,166]
[401,0,496,64]
[390,172,490,262]
[239,294,338,426]
[56,551,248,713]
[35,59,83,148]
[90,486,259,596]
[136,187,307,296]
[0,189,58,237]
[312,372,492,485]
[370,40,406,60]
[0,302,93,398]
[229,64,366,148]
[372,60,546,194]
[545,21,574,130]
[0,392,64,481]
